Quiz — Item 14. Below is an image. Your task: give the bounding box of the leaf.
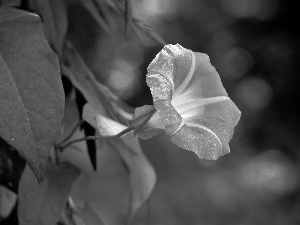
[100,0,166,45]
[124,0,132,35]
[64,41,156,219]
[28,0,68,57]
[18,163,80,225]
[74,89,97,171]
[83,104,127,136]
[75,203,105,225]
[82,121,97,171]
[0,6,65,182]
[0,185,17,218]
[74,89,87,122]
[108,132,156,219]
[132,22,167,46]
[0,0,21,7]
[82,103,156,218]
[67,146,125,225]
[79,0,112,35]
[59,95,94,174]
[63,41,133,125]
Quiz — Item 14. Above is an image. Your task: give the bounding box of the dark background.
[1,0,300,224]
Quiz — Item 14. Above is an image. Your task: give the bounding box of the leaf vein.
[0,55,38,165]
[9,69,60,105]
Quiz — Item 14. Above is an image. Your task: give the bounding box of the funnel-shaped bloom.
[145,44,241,160]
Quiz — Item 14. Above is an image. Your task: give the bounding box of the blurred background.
[67,0,300,224]
[1,0,300,224]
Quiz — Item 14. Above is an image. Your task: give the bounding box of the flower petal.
[174,99,241,159]
[147,44,193,92]
[171,124,222,160]
[146,74,183,136]
[172,50,229,120]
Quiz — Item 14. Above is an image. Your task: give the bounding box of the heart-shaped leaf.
[28,0,68,57]
[83,103,156,218]
[18,163,80,225]
[0,6,65,181]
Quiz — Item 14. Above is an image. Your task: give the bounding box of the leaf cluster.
[0,0,164,224]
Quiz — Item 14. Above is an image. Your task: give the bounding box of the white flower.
[143,44,241,160]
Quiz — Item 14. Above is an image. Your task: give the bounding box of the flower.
[143,44,241,160]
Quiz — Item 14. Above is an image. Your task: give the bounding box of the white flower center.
[172,95,230,121]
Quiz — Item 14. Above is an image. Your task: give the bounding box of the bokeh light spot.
[222,0,279,20]
[107,60,139,100]
[212,31,235,53]
[239,150,297,197]
[235,77,273,110]
[138,0,177,18]
[220,48,252,79]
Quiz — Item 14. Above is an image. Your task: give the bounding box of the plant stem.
[57,120,84,146]
[59,126,134,152]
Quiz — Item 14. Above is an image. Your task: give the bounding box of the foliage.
[0,0,166,224]
[18,163,79,225]
[0,6,64,182]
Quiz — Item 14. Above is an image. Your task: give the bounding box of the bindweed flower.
[135,44,241,160]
